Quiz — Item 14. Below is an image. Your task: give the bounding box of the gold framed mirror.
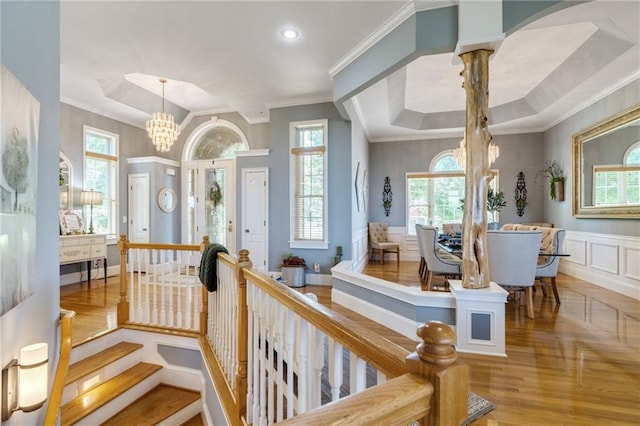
[572,104,640,218]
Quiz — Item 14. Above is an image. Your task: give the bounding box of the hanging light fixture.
[146,78,181,152]
[453,136,499,170]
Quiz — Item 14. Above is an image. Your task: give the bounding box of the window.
[289,119,328,249]
[593,142,640,205]
[406,151,497,234]
[84,126,118,238]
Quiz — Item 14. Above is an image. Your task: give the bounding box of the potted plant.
[487,187,506,229]
[281,254,306,288]
[459,187,506,229]
[536,160,565,201]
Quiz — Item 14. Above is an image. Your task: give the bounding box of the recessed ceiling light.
[281,29,299,40]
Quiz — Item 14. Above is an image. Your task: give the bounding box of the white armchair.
[487,230,542,319]
[417,224,461,291]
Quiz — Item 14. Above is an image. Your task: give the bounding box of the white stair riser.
[156,400,201,426]
[62,350,143,405]
[69,329,126,364]
[73,370,161,426]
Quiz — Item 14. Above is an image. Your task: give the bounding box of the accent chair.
[536,228,566,304]
[487,230,542,319]
[417,224,462,291]
[368,222,400,265]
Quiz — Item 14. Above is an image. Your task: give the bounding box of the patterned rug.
[465,391,496,424]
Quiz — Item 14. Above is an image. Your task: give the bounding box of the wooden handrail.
[44,309,76,426]
[277,373,433,426]
[242,268,410,379]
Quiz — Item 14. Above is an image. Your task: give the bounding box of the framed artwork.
[59,210,85,235]
[1,65,40,316]
[362,170,368,213]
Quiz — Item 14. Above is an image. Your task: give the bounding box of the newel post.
[117,234,130,326]
[199,236,211,336]
[235,249,252,419]
[406,321,468,426]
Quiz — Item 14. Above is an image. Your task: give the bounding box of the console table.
[59,234,107,284]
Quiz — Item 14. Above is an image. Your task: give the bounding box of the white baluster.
[377,370,386,385]
[297,319,309,414]
[354,357,366,393]
[128,249,135,321]
[276,304,285,422]
[258,289,267,426]
[329,339,343,401]
[312,328,324,409]
[286,308,295,418]
[247,281,255,424]
[266,295,274,425]
[166,250,174,327]
[176,250,183,328]
[142,249,150,324]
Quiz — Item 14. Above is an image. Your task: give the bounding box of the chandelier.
[146,78,180,152]
[453,136,499,170]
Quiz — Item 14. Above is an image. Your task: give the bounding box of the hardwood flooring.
[60,263,640,424]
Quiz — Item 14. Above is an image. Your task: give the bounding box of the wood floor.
[60,263,640,425]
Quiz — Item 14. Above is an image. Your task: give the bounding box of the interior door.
[128,173,149,243]
[242,168,268,273]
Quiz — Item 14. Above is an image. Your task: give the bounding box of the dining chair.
[536,228,566,304]
[417,224,462,291]
[487,230,542,319]
[368,222,400,265]
[415,223,428,281]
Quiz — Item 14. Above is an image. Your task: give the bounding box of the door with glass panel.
[182,159,235,253]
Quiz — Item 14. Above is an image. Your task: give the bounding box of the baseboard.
[560,263,640,300]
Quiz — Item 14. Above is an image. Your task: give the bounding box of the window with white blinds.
[289,119,328,249]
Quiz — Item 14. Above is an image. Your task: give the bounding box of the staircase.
[61,340,203,425]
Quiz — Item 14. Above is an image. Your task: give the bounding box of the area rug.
[465,391,496,424]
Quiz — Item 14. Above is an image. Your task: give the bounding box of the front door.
[182,159,236,253]
[128,173,149,243]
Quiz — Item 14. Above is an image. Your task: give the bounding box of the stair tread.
[66,341,144,385]
[61,362,162,426]
[101,384,200,425]
[180,412,205,426]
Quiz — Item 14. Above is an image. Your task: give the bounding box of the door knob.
[245,229,250,233]
[142,228,147,231]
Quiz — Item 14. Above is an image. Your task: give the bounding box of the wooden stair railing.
[44,309,75,426]
[114,236,468,425]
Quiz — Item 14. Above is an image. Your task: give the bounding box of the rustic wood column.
[117,234,129,325]
[406,321,468,426]
[235,249,252,419]
[460,49,494,289]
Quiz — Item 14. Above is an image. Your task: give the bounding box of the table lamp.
[80,189,103,234]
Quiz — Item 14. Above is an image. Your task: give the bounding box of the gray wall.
[368,133,546,227]
[345,100,369,237]
[268,103,352,273]
[127,161,181,243]
[0,2,60,425]
[543,79,640,236]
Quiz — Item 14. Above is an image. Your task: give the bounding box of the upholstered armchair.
[368,222,399,265]
[536,228,566,304]
[415,223,428,281]
[487,230,542,319]
[417,224,462,291]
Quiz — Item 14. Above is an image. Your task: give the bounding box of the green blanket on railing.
[199,243,228,292]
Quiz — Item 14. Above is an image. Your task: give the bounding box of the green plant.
[536,160,564,200]
[459,187,506,222]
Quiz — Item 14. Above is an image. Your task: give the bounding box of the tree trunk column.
[460,49,494,289]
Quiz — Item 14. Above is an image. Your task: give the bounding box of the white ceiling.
[60,1,640,142]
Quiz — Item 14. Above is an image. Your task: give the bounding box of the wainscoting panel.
[560,230,639,300]
[589,241,619,275]
[351,226,369,272]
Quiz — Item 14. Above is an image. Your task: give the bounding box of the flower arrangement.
[536,160,564,200]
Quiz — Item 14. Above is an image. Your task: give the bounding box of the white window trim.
[289,119,329,250]
[83,125,119,240]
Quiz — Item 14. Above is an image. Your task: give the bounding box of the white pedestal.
[449,280,508,357]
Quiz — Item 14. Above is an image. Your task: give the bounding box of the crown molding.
[265,95,334,110]
[127,156,181,167]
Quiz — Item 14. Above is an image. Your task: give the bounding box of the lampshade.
[80,189,103,206]
[146,78,181,152]
[17,343,48,411]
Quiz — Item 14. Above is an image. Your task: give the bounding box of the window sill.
[289,241,329,250]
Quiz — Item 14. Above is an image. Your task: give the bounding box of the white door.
[182,159,236,253]
[128,173,149,243]
[242,168,268,273]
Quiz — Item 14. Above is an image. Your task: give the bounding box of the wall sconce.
[2,343,48,421]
